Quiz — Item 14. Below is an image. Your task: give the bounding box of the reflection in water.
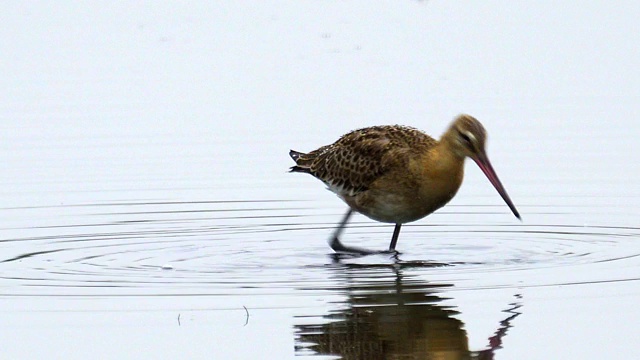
[295,263,522,359]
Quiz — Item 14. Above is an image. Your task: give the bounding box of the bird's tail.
[289,149,312,174]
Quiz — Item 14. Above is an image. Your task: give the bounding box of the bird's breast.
[343,150,465,224]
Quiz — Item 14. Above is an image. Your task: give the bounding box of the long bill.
[472,152,521,220]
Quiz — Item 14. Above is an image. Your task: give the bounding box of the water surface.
[2,2,640,359]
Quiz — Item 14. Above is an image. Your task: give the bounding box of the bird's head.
[443,114,521,220]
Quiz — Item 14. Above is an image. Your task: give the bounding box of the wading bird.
[289,114,520,255]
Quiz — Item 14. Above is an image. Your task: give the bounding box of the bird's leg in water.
[329,209,398,256]
[388,224,402,251]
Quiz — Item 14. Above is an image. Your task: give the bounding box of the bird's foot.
[329,236,375,256]
[381,248,401,257]
[329,237,400,257]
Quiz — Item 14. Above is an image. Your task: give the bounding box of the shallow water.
[2,2,640,359]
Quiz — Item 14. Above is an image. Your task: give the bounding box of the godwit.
[289,114,520,255]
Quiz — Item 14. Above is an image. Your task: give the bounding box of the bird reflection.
[295,261,521,359]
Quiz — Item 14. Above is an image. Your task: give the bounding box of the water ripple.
[1,200,639,297]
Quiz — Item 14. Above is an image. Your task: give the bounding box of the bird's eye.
[459,131,472,144]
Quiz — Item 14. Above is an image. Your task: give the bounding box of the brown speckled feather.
[290,125,436,196]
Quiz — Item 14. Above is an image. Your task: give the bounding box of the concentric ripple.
[1,200,639,297]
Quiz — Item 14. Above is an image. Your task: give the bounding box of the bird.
[289,114,520,255]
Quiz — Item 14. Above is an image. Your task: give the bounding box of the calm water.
[2,2,640,359]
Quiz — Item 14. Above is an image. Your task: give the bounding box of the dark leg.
[329,208,353,247]
[388,224,402,251]
[329,209,377,255]
[329,209,398,256]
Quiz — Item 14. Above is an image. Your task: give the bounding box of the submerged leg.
[388,224,402,251]
[329,209,375,255]
[329,209,377,255]
[328,209,397,256]
[329,208,353,247]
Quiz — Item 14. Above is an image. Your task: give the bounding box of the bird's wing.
[298,125,435,196]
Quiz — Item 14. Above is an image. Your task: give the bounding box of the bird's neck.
[409,141,465,214]
[438,130,467,159]
[422,141,465,179]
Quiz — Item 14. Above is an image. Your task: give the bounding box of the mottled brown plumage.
[291,125,435,197]
[289,114,520,255]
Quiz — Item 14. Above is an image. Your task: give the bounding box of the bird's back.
[289,125,436,197]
